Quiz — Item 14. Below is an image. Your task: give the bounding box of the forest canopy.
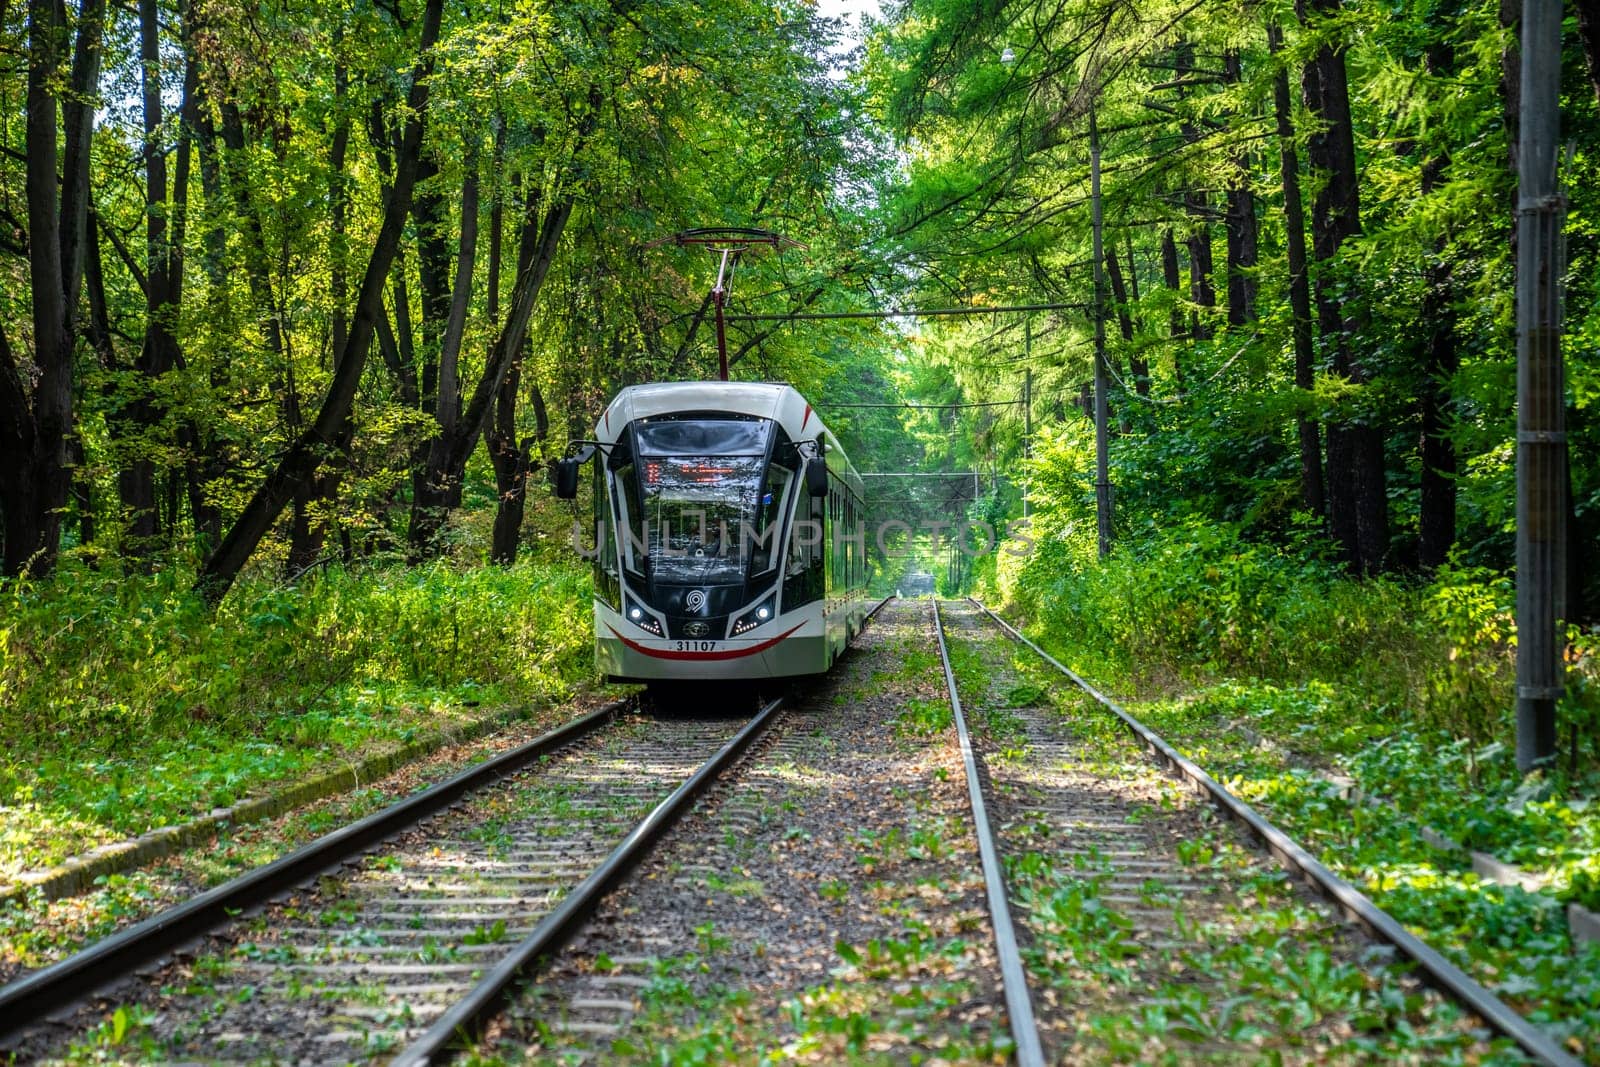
[1,0,1596,654]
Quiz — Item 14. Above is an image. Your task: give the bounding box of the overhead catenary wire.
[832,401,1022,410]
[724,301,1086,322]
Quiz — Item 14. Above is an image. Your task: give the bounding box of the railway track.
[0,700,782,1063]
[933,598,1581,1067]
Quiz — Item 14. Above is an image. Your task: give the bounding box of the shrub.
[0,560,593,760]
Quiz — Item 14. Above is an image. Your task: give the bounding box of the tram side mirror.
[805,457,829,498]
[553,457,581,499]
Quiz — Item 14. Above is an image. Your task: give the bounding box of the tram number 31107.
[675,640,718,653]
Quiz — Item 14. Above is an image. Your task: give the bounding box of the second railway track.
[935,598,1581,1067]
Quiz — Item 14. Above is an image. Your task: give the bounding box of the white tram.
[554,382,874,682]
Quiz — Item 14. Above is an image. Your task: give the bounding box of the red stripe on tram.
[606,623,803,660]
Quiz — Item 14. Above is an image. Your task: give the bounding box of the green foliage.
[1422,562,1517,740]
[0,559,594,872]
[865,0,1600,608]
[1004,513,1400,686]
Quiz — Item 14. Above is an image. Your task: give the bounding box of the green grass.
[0,559,597,877]
[1133,714,1600,1057]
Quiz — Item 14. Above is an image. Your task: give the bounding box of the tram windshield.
[613,417,788,585]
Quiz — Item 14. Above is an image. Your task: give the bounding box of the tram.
[554,382,873,682]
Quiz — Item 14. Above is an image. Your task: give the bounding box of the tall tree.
[1300,0,1387,573]
[482,128,547,565]
[1269,22,1324,517]
[2,0,96,576]
[407,146,482,555]
[1417,38,1459,572]
[195,0,446,604]
[118,0,188,556]
[1160,227,1188,394]
[1221,48,1258,330]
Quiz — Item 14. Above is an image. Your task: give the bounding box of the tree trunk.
[481,123,536,565]
[59,0,105,331]
[408,150,481,556]
[1102,241,1141,426]
[1104,244,1137,346]
[1120,235,1150,397]
[1270,22,1325,517]
[1160,227,1187,394]
[196,97,230,310]
[488,349,542,565]
[1185,195,1216,342]
[119,0,180,557]
[1222,49,1259,330]
[1418,42,1458,572]
[196,0,445,604]
[3,0,75,577]
[331,52,350,361]
[1173,43,1215,344]
[414,154,450,417]
[1301,0,1385,573]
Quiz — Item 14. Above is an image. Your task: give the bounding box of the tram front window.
[623,418,779,585]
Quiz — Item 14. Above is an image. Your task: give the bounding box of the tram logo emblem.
[684,621,710,638]
[685,589,707,612]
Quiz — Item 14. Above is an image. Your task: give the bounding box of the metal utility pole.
[711,248,735,380]
[1090,110,1113,558]
[1515,0,1567,772]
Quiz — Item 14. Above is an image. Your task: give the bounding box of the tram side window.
[830,489,842,595]
[846,496,853,587]
[784,492,824,607]
[851,498,861,588]
[844,499,854,588]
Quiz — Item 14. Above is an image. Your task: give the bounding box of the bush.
[0,560,592,749]
[997,508,1598,776]
[0,559,596,857]
[1003,515,1424,695]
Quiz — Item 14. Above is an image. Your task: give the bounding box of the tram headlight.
[624,597,662,636]
[731,595,778,636]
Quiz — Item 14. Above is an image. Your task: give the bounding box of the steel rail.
[931,601,1046,1067]
[391,694,788,1065]
[0,700,627,1037]
[966,598,1582,1067]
